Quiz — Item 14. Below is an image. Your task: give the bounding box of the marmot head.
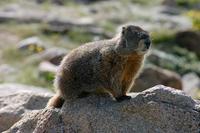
[115,25,151,55]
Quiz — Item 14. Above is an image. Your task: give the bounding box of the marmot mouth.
[135,47,149,53]
[144,39,151,49]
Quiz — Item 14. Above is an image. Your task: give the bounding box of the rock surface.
[38,61,58,74]
[175,31,200,57]
[5,85,200,133]
[132,65,182,92]
[30,47,68,65]
[18,37,46,53]
[38,61,58,81]
[0,84,53,132]
[0,64,17,83]
[0,64,16,75]
[146,49,200,76]
[182,73,200,98]
[40,47,67,65]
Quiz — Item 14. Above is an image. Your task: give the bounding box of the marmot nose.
[144,39,151,49]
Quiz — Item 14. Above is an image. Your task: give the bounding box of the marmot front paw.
[116,95,131,102]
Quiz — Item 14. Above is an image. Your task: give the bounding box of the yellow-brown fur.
[121,54,144,95]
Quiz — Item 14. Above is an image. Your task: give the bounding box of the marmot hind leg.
[46,93,65,108]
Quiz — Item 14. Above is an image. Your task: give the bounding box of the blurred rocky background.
[0,0,200,99]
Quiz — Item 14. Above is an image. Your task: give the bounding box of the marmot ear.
[122,26,126,35]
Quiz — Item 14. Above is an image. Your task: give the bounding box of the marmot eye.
[141,33,149,39]
[137,32,142,37]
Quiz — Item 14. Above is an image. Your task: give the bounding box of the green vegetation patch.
[176,0,200,8]
[16,66,53,89]
[1,46,53,89]
[2,47,25,65]
[124,0,163,5]
[151,30,176,44]
[187,10,200,30]
[101,21,116,33]
[0,23,43,38]
[67,29,93,43]
[157,44,199,62]
[148,46,200,76]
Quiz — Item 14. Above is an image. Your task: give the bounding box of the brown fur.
[47,25,151,108]
[121,54,144,95]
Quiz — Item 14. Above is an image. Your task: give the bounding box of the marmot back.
[47,25,151,108]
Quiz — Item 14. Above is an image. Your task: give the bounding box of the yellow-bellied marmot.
[47,25,151,108]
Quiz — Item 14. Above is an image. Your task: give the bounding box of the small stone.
[18,37,46,53]
[175,30,200,57]
[38,61,57,81]
[159,6,181,15]
[162,0,177,7]
[0,64,16,74]
[182,73,200,98]
[38,47,67,65]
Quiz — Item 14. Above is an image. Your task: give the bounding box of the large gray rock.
[5,85,200,133]
[0,84,53,132]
